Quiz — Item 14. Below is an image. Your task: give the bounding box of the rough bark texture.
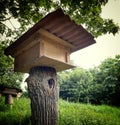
[26,66,59,125]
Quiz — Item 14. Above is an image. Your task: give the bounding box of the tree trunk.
[26,66,59,125]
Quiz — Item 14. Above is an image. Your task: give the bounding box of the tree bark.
[26,66,59,125]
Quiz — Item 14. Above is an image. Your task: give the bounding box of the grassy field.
[59,100,120,125]
[0,97,120,125]
[0,97,31,125]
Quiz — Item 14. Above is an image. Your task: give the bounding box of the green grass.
[0,97,31,125]
[59,99,120,125]
[0,97,120,125]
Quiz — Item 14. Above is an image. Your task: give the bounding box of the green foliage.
[0,43,23,89]
[22,91,29,98]
[95,55,120,105]
[59,55,120,106]
[0,0,119,45]
[88,55,120,105]
[58,68,93,103]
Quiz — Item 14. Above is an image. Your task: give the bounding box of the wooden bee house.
[5,9,96,73]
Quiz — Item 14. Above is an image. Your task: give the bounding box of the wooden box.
[13,29,74,73]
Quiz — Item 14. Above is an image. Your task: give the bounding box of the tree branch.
[0,16,12,21]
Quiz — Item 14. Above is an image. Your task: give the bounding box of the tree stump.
[26,66,59,125]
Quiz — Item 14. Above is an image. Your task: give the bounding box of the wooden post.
[26,66,59,125]
[5,94,13,105]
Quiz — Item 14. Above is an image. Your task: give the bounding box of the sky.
[70,0,120,69]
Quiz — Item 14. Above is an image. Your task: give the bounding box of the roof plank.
[5,8,96,56]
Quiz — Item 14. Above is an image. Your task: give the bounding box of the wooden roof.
[0,85,22,96]
[0,85,22,93]
[5,8,96,56]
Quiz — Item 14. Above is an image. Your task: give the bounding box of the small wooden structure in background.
[0,85,22,105]
[5,9,96,125]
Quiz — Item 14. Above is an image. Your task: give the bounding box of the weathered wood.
[13,33,74,73]
[38,28,75,49]
[26,66,59,125]
[3,88,18,95]
[15,55,74,73]
[5,94,13,104]
[0,93,2,97]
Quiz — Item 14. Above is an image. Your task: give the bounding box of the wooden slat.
[14,56,75,73]
[38,28,75,50]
